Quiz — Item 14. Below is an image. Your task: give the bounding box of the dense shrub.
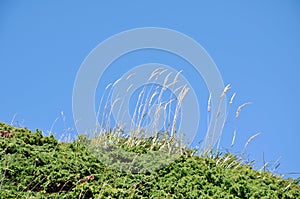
[0,122,299,198]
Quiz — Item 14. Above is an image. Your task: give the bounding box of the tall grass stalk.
[91,68,192,155]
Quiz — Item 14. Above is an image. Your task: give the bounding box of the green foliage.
[0,122,299,198]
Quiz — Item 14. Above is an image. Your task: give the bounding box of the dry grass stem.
[170,86,189,138]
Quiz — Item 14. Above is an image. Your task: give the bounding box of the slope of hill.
[0,122,299,198]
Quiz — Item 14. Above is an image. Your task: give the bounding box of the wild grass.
[81,68,198,173]
[76,67,269,173]
[1,67,299,197]
[90,69,192,157]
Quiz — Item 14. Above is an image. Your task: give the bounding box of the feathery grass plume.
[148,67,161,80]
[243,132,260,151]
[220,84,231,98]
[229,92,236,104]
[236,102,252,119]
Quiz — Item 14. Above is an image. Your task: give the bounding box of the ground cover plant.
[0,122,299,198]
[1,69,299,198]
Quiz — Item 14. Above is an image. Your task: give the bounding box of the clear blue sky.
[1,1,299,178]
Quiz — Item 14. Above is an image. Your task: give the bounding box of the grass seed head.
[236,102,252,119]
[207,93,212,112]
[220,84,231,98]
[230,92,237,104]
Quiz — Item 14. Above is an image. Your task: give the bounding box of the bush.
[0,122,299,198]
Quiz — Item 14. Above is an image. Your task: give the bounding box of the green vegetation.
[0,122,299,198]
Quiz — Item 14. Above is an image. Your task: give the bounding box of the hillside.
[0,122,299,198]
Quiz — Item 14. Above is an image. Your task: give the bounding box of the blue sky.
[1,1,299,178]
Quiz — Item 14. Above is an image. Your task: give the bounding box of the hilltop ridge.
[0,122,299,198]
